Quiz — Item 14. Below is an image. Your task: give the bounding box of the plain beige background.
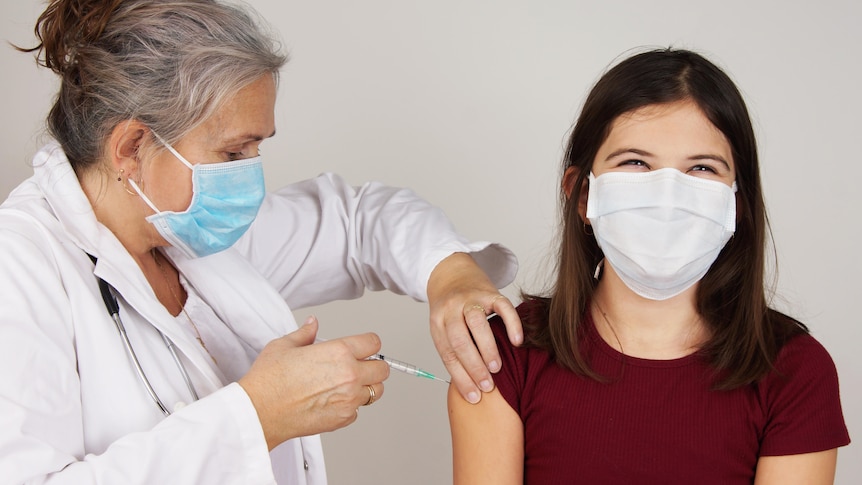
[2,1,860,483]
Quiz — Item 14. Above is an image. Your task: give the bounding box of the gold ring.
[490,295,507,305]
[363,385,376,406]
[466,304,486,315]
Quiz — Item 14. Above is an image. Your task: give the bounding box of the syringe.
[315,337,449,383]
[367,353,450,383]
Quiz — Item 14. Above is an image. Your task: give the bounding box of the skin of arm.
[753,449,838,485]
[448,385,523,485]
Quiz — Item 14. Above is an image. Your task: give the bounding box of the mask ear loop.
[151,132,195,170]
[128,131,196,214]
[593,259,604,280]
[127,178,160,215]
[581,173,595,237]
[117,168,142,196]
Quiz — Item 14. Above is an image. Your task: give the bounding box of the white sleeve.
[75,386,273,484]
[235,172,517,309]
[0,216,274,485]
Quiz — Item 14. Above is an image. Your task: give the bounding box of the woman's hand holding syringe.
[239,316,389,450]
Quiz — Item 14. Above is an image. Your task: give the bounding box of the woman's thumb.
[285,315,319,347]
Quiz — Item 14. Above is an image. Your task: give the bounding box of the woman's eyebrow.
[221,129,277,146]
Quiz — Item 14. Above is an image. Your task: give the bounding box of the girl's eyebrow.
[604,148,652,161]
[605,148,731,170]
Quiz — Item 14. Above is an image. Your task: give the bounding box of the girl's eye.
[619,159,648,168]
[689,164,717,174]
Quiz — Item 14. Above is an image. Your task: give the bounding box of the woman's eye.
[225,144,262,161]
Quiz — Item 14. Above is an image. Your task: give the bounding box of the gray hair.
[28,0,287,171]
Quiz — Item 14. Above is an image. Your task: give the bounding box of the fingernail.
[513,333,524,345]
[304,316,315,326]
[467,391,480,404]
[489,360,501,373]
[480,379,493,392]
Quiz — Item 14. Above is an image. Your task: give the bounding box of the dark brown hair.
[524,48,807,389]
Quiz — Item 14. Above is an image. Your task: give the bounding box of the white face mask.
[586,168,737,300]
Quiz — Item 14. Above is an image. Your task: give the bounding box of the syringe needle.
[315,338,450,384]
[372,354,450,384]
[414,368,451,383]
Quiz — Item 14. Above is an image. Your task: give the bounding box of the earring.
[118,170,139,196]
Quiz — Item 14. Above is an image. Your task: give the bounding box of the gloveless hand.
[427,253,523,404]
[238,316,389,450]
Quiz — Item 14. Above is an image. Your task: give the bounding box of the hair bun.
[21,0,123,76]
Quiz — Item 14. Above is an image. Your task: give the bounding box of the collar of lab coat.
[32,141,294,373]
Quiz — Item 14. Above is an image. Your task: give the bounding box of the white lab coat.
[0,142,516,484]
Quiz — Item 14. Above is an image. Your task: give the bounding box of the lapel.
[35,141,295,390]
[167,246,297,353]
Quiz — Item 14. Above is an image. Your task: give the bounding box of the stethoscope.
[89,255,199,416]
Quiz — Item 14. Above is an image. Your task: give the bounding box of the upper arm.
[448,384,523,485]
[755,335,849,482]
[754,449,837,485]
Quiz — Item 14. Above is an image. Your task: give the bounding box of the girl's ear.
[562,166,579,199]
[563,166,591,225]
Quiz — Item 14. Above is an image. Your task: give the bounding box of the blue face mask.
[129,134,266,258]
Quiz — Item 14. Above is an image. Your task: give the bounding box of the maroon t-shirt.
[490,301,850,484]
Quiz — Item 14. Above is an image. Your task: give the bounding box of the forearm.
[427,252,500,304]
[0,384,273,484]
[238,173,517,308]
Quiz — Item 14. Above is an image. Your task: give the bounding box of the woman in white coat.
[0,0,523,483]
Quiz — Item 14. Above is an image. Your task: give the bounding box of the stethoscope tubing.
[160,331,200,402]
[89,254,199,416]
[107,303,172,416]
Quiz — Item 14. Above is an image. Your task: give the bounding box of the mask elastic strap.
[127,178,161,215]
[152,132,195,170]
